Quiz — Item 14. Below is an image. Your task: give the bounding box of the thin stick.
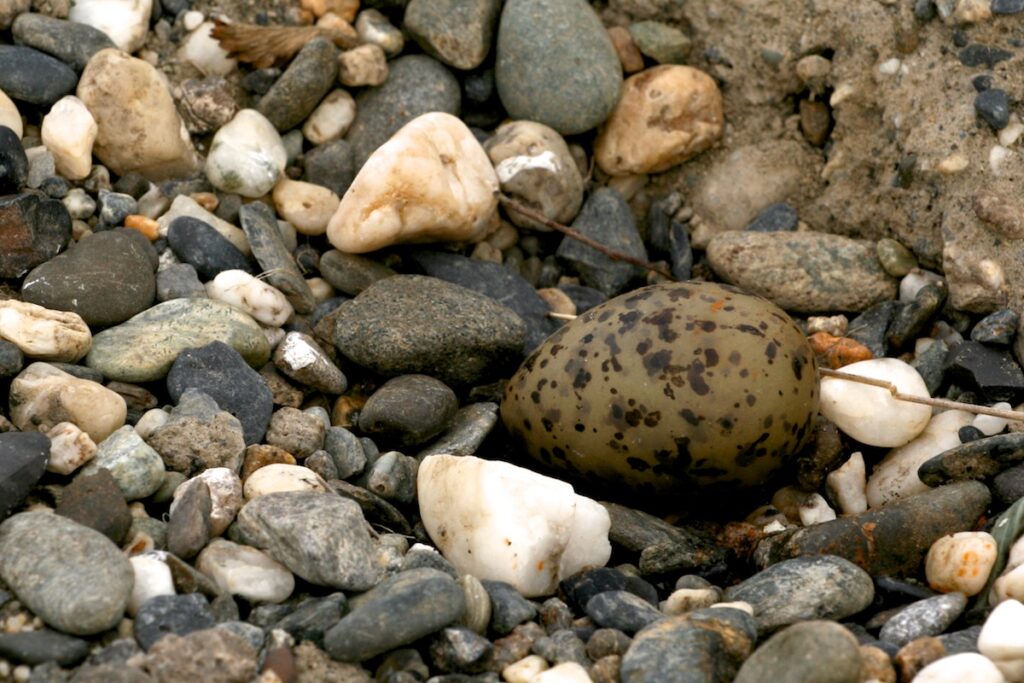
[547,312,578,320]
[818,368,1024,421]
[497,192,676,282]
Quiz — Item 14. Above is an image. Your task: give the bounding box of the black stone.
[167,216,252,280]
[0,126,27,194]
[914,0,936,21]
[0,192,72,279]
[647,200,692,281]
[56,469,132,544]
[167,341,274,445]
[887,284,946,350]
[972,74,993,92]
[994,464,1024,507]
[919,432,1024,486]
[0,431,50,521]
[482,580,537,635]
[273,593,346,647]
[557,284,607,314]
[0,45,77,105]
[241,68,281,95]
[134,593,216,651]
[39,176,69,198]
[972,308,1019,345]
[560,568,630,612]
[12,13,117,72]
[464,68,495,104]
[239,202,315,314]
[911,338,948,396]
[952,30,969,48]
[745,202,799,233]
[585,591,662,635]
[0,629,90,666]
[0,339,24,377]
[975,89,1011,131]
[959,44,1014,69]
[257,37,338,131]
[993,0,1024,14]
[959,425,985,444]
[846,301,899,358]
[945,340,1024,403]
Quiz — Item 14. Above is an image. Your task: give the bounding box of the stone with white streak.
[484,120,583,231]
[272,179,340,236]
[819,358,932,448]
[926,531,997,596]
[46,422,97,475]
[272,331,347,394]
[205,109,287,198]
[196,538,294,603]
[243,464,330,499]
[0,300,91,362]
[418,454,611,598]
[69,0,152,53]
[128,554,175,616]
[171,467,243,537]
[327,112,500,253]
[177,22,237,77]
[825,451,867,515]
[41,96,97,181]
[533,662,592,683]
[10,362,126,442]
[206,270,295,327]
[303,89,356,144]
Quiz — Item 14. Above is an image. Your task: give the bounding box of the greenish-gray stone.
[876,237,917,278]
[85,298,270,382]
[403,0,502,70]
[628,21,691,65]
[495,0,622,135]
[79,426,165,501]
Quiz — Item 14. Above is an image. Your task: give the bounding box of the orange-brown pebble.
[331,394,366,428]
[241,444,296,482]
[607,26,645,73]
[807,331,873,369]
[860,644,897,683]
[894,637,945,683]
[302,0,358,21]
[190,192,219,211]
[124,214,160,241]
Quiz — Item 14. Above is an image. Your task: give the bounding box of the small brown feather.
[211,20,358,69]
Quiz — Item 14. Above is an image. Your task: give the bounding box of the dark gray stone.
[323,426,367,479]
[55,468,132,544]
[0,192,72,279]
[918,432,1024,485]
[257,37,338,131]
[11,13,116,71]
[272,593,346,647]
[878,593,967,647]
[946,340,1024,403]
[404,0,502,70]
[972,308,1019,345]
[938,626,981,654]
[429,626,494,673]
[482,580,537,635]
[887,284,946,350]
[134,593,216,650]
[97,190,137,228]
[0,339,23,377]
[585,591,663,635]
[847,300,900,358]
[0,629,90,666]
[345,55,461,167]
[239,202,315,314]
[333,275,526,387]
[993,0,1024,12]
[0,431,49,521]
[733,621,862,683]
[911,338,948,396]
[0,125,27,194]
[976,88,1011,131]
[166,477,212,560]
[495,0,621,135]
[156,263,206,301]
[358,451,419,504]
[303,139,356,197]
[319,249,396,297]
[417,402,499,459]
[556,188,647,297]
[359,374,459,447]
[0,45,76,105]
[21,228,157,326]
[745,202,798,232]
[531,629,589,667]
[167,341,274,445]
[167,216,252,281]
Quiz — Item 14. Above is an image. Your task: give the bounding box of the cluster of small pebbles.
[3,0,1024,682]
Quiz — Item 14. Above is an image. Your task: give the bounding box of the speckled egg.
[501,281,819,502]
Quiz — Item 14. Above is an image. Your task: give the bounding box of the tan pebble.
[503,655,549,683]
[10,362,127,442]
[937,152,969,174]
[860,644,897,683]
[301,0,357,19]
[45,422,97,475]
[337,44,388,87]
[72,219,92,241]
[124,214,159,241]
[607,173,647,200]
[663,587,720,616]
[243,463,330,499]
[537,288,575,316]
[456,574,492,634]
[0,87,22,138]
[807,331,873,369]
[331,395,366,428]
[799,99,831,147]
[470,241,502,263]
[954,0,992,23]
[190,192,218,211]
[607,26,644,73]
[0,300,91,362]
[895,637,946,683]
[272,178,340,236]
[486,222,519,251]
[307,277,334,304]
[806,315,848,337]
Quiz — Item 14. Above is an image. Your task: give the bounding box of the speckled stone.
[134,593,216,651]
[495,0,622,135]
[146,389,246,474]
[141,628,257,683]
[879,593,967,648]
[733,621,863,683]
[80,425,166,501]
[585,591,663,635]
[257,38,338,132]
[85,298,271,382]
[918,432,1024,486]
[0,45,76,105]
[11,13,116,72]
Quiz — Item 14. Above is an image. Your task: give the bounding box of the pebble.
[157,263,206,302]
[205,109,287,198]
[134,593,216,650]
[167,341,274,446]
[887,284,947,350]
[196,539,294,604]
[273,334,344,396]
[324,567,465,662]
[0,299,91,363]
[329,112,497,253]
[0,125,25,195]
[745,202,799,233]
[976,89,1011,131]
[11,14,116,73]
[271,592,346,645]
[0,431,49,521]
[166,476,212,559]
[945,340,1024,403]
[914,652,1005,683]
[585,591,663,635]
[733,621,863,683]
[244,463,330,498]
[56,468,131,543]
[877,237,918,277]
[337,44,389,87]
[0,629,92,667]
[81,425,166,500]
[76,49,200,181]
[10,362,126,442]
[302,89,355,145]
[0,192,72,279]
[356,9,405,56]
[0,46,75,106]
[919,431,1024,487]
[173,467,243,537]
[234,491,381,590]
[879,592,968,647]
[141,628,257,683]
[257,37,338,132]
[556,187,647,296]
[707,230,898,313]
[206,269,294,327]
[147,389,246,474]
[265,407,326,458]
[345,54,460,168]
[40,96,95,181]
[495,0,621,135]
[403,0,501,70]
[358,375,458,447]
[993,0,1024,12]
[595,65,723,176]
[481,580,537,634]
[21,228,157,327]
[46,422,96,475]
[628,21,691,64]
[128,555,175,616]
[0,511,132,635]
[418,454,610,597]
[333,274,525,386]
[239,201,316,315]
[85,297,270,383]
[972,308,1019,345]
[271,178,339,237]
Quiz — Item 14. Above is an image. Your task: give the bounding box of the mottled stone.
[257,38,338,131]
[733,621,863,683]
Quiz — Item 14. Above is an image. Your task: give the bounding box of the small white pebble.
[182,10,204,31]
[826,452,868,515]
[979,599,1024,660]
[975,403,1012,436]
[913,652,1005,683]
[876,57,901,76]
[206,270,294,327]
[532,662,592,683]
[762,519,787,534]
[926,531,997,596]
[798,493,836,526]
[662,587,720,616]
[900,268,944,302]
[937,152,970,174]
[307,277,334,304]
[502,655,549,683]
[990,145,1012,176]
[244,464,330,499]
[128,554,175,616]
[13,664,29,683]
[829,82,856,107]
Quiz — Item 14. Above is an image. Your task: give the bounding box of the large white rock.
[418,454,611,598]
[196,539,294,603]
[205,109,287,198]
[41,96,96,180]
[0,300,91,362]
[10,363,127,442]
[866,409,973,508]
[913,653,1006,683]
[819,358,933,448]
[177,21,237,76]
[206,270,294,327]
[327,112,500,253]
[69,0,152,53]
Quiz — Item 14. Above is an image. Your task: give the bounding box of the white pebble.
[818,358,932,447]
[302,89,356,145]
[69,0,151,52]
[913,653,1005,683]
[196,539,295,604]
[0,300,91,362]
[172,468,242,537]
[533,662,592,683]
[991,564,1024,605]
[825,451,867,515]
[272,178,340,236]
[999,116,1024,147]
[205,109,287,198]
[41,96,97,181]
[128,554,175,616]
[662,588,719,616]
[182,10,204,31]
[177,21,237,77]
[991,145,1013,176]
[417,454,611,598]
[243,464,330,499]
[502,655,549,683]
[980,599,1024,660]
[133,408,170,441]
[307,277,334,303]
[798,493,836,526]
[900,268,945,302]
[46,422,97,475]
[355,9,403,56]
[206,270,294,327]
[926,532,998,596]
[975,404,1012,436]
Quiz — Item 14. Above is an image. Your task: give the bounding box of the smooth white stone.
[272,178,340,236]
[69,0,152,52]
[133,408,169,441]
[182,10,204,31]
[980,599,1024,660]
[900,268,945,302]
[171,468,243,537]
[0,300,91,362]
[177,21,236,76]
[307,277,334,303]
[196,539,294,603]
[819,358,933,448]
[327,112,499,254]
[992,565,1024,605]
[10,363,126,442]
[926,532,998,596]
[355,9,403,56]
[206,270,294,327]
[976,404,1012,436]
[205,109,287,198]
[913,653,1006,683]
[243,464,330,499]
[41,96,97,181]
[63,188,96,219]
[825,451,868,515]
[866,410,973,508]
[502,655,549,683]
[302,89,356,145]
[533,662,592,683]
[710,601,754,615]
[0,88,22,138]
[128,554,175,616]
[156,194,250,255]
[45,422,97,475]
[798,492,836,526]
[1005,536,1024,575]
[418,454,611,598]
[662,588,720,616]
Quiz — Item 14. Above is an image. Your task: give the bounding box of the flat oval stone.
[21,228,157,327]
[879,593,968,648]
[257,37,338,132]
[85,298,271,383]
[495,0,622,135]
[11,13,116,72]
[0,431,49,521]
[0,192,72,279]
[919,432,1024,486]
[0,45,76,105]
[0,629,90,667]
[167,216,252,281]
[0,511,133,635]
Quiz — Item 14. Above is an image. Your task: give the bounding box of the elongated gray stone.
[239,202,315,314]
[85,298,270,382]
[11,13,116,72]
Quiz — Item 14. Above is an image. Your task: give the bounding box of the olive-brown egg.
[501,282,819,502]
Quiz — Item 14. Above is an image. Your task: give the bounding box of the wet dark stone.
[975,88,1011,131]
[532,629,589,667]
[0,45,76,105]
[0,629,90,666]
[0,339,24,377]
[993,0,1024,14]
[257,37,338,131]
[918,432,1024,486]
[12,13,117,72]
[134,593,216,651]
[959,44,1014,69]
[0,192,72,279]
[847,300,899,358]
[972,308,1019,345]
[959,425,986,443]
[56,469,132,544]
[745,202,799,233]
[972,74,993,92]
[272,593,347,648]
[603,502,727,576]
[585,591,663,635]
[319,249,396,297]
[0,431,50,522]
[993,463,1024,507]
[647,200,692,281]
[167,216,252,280]
[887,284,946,350]
[945,340,1024,403]
[911,339,948,396]
[482,580,537,635]
[0,126,27,194]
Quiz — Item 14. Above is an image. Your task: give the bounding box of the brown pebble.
[190,192,219,211]
[259,365,305,408]
[894,636,944,683]
[331,394,367,429]
[607,26,645,73]
[799,99,831,147]
[262,646,296,683]
[807,331,873,369]
[241,444,296,482]
[861,644,897,683]
[537,287,576,317]
[590,654,622,683]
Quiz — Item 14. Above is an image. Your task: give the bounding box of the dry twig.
[211,20,359,68]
